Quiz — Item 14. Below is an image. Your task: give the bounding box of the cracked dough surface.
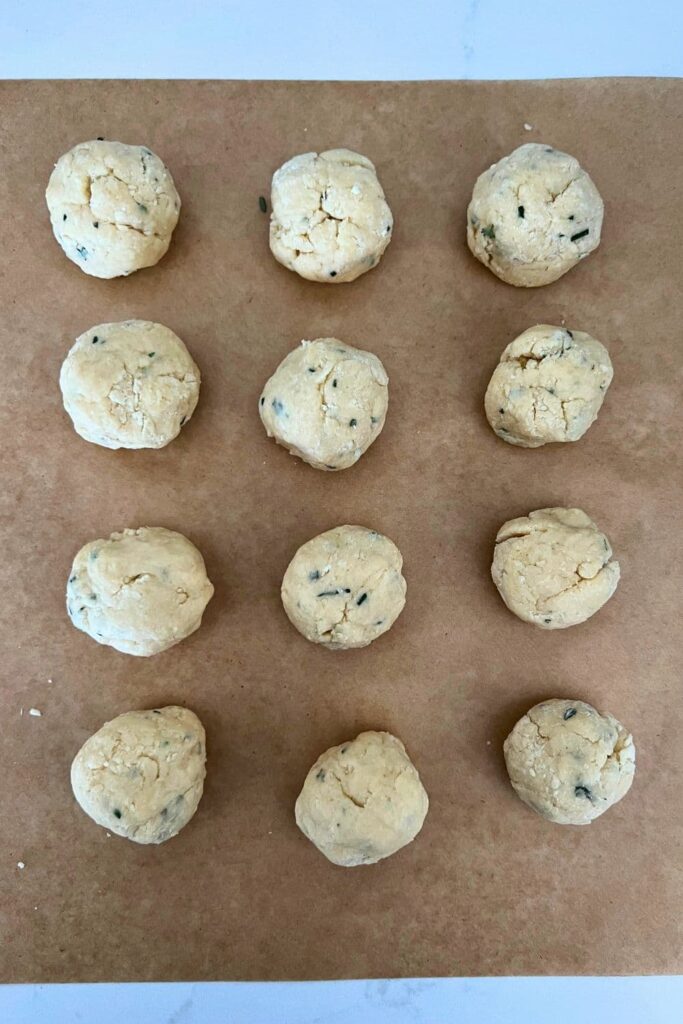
[67,527,214,656]
[281,525,406,649]
[295,731,429,866]
[46,139,180,278]
[485,324,613,447]
[467,143,603,286]
[60,320,200,450]
[491,507,620,629]
[259,338,388,470]
[504,699,635,825]
[269,149,393,283]
[71,706,206,844]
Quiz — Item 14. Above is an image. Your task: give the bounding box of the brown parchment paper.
[0,80,681,983]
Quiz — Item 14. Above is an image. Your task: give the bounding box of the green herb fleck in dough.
[148,352,155,358]
[563,708,577,720]
[481,225,496,240]
[316,769,326,781]
[113,808,122,818]
[137,203,148,213]
[570,228,590,242]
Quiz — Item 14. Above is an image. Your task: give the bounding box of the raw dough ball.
[259,338,388,470]
[295,731,429,866]
[269,149,393,283]
[467,143,603,286]
[485,324,613,447]
[67,527,214,656]
[504,699,635,825]
[46,139,181,278]
[60,320,200,450]
[71,706,206,843]
[492,508,620,629]
[281,525,406,649]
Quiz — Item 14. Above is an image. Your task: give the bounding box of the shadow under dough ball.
[295,731,429,866]
[485,324,613,447]
[269,148,393,282]
[71,706,206,843]
[46,138,180,278]
[504,699,635,825]
[259,337,388,470]
[66,527,214,656]
[281,525,406,649]
[467,143,603,286]
[60,320,200,449]
[491,507,620,629]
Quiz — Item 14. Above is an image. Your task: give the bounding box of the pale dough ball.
[67,527,214,656]
[467,143,603,286]
[504,699,635,825]
[259,338,388,470]
[71,706,206,843]
[269,149,393,282]
[46,139,181,278]
[295,731,429,866]
[60,320,200,450]
[485,324,613,447]
[492,508,620,629]
[281,525,406,649]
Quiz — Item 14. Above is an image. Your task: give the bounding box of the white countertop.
[1,1,681,1020]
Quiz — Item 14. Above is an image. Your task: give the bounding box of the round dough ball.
[485,324,613,447]
[259,338,388,470]
[492,508,620,629]
[46,139,181,278]
[71,706,206,843]
[67,527,214,656]
[60,320,200,450]
[504,699,635,825]
[269,149,393,283]
[295,731,429,866]
[467,143,603,287]
[281,525,406,649]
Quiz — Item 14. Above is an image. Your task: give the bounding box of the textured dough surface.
[71,706,206,843]
[259,338,388,470]
[491,507,620,629]
[295,731,429,866]
[46,139,180,278]
[467,143,603,286]
[269,149,393,282]
[67,527,214,656]
[504,699,635,825]
[485,324,613,447]
[281,525,406,649]
[60,320,200,450]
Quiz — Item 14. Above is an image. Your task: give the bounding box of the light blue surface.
[1,1,681,1021]
[2,977,682,1023]
[0,0,681,79]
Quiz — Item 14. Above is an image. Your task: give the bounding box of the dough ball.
[467,143,603,287]
[67,527,214,656]
[269,149,393,283]
[492,508,620,629]
[281,525,406,649]
[259,338,388,470]
[295,731,429,866]
[71,706,206,843]
[46,139,181,278]
[504,699,635,825]
[60,320,200,450]
[485,324,613,447]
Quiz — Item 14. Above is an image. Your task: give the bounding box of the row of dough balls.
[71,698,635,856]
[59,323,613,456]
[66,510,619,667]
[46,139,603,288]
